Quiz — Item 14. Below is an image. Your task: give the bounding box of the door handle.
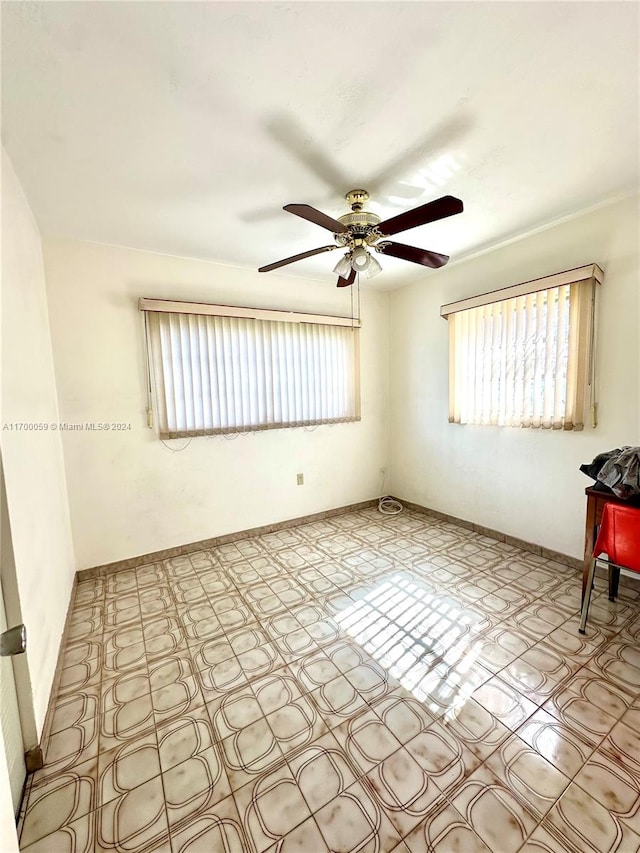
[0,624,26,656]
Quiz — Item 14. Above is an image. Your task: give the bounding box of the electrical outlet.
[297,473,304,485]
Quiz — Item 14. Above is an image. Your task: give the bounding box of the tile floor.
[16,507,640,853]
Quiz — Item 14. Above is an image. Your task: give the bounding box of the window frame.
[440,264,603,431]
[139,298,361,438]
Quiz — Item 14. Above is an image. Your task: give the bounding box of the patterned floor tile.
[334,709,403,775]
[143,615,189,661]
[21,760,97,848]
[286,731,357,813]
[545,781,640,853]
[67,607,104,644]
[308,673,370,729]
[518,823,580,852]
[209,685,264,741]
[516,708,598,778]
[471,626,533,673]
[220,717,286,792]
[104,594,142,630]
[369,691,437,745]
[541,684,618,745]
[265,695,328,757]
[163,745,231,830]
[439,696,511,761]
[39,715,100,779]
[574,748,640,833]
[105,571,137,597]
[168,796,248,852]
[236,641,285,681]
[233,762,312,852]
[101,670,151,713]
[263,816,330,853]
[561,668,635,720]
[450,764,538,853]
[544,617,611,661]
[589,640,640,698]
[620,698,640,731]
[171,577,208,607]
[365,746,445,838]
[402,800,492,852]
[289,650,344,692]
[484,734,571,818]
[97,731,160,806]
[95,775,170,853]
[178,602,224,643]
[75,581,105,607]
[100,692,155,752]
[412,660,492,717]
[213,594,261,631]
[250,668,303,716]
[49,688,100,736]
[500,643,575,705]
[20,509,640,853]
[20,810,96,853]
[151,673,205,726]
[226,624,271,654]
[197,654,248,699]
[61,639,102,671]
[405,719,480,797]
[135,563,166,589]
[314,780,402,853]
[156,706,215,772]
[57,658,101,698]
[599,720,640,784]
[190,635,235,671]
[587,596,636,632]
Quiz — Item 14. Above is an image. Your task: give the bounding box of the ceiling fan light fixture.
[351,246,371,271]
[333,254,353,278]
[365,254,383,279]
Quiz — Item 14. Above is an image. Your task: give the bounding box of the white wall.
[0,732,19,853]
[1,149,76,735]
[43,240,390,570]
[389,194,640,559]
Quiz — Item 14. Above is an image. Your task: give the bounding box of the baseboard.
[77,494,583,582]
[36,572,78,749]
[77,498,379,581]
[391,496,583,571]
[17,571,79,835]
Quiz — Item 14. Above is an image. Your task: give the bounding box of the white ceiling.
[2,2,638,290]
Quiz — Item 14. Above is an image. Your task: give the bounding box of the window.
[140,299,360,438]
[441,264,602,430]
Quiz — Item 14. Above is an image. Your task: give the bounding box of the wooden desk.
[583,486,640,602]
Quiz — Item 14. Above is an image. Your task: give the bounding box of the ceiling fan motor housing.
[336,210,381,246]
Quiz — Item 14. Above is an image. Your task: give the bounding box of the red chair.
[579,502,640,633]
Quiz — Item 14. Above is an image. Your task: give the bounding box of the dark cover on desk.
[580,446,640,500]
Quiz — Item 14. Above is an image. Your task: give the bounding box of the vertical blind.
[447,278,596,429]
[144,309,359,438]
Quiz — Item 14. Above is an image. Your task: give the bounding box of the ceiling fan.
[258,190,464,287]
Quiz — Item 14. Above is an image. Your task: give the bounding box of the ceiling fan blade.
[258,245,337,273]
[336,268,356,288]
[376,241,449,269]
[283,204,349,234]
[264,114,351,193]
[377,195,463,236]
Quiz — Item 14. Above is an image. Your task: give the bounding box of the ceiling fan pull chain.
[350,278,354,327]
